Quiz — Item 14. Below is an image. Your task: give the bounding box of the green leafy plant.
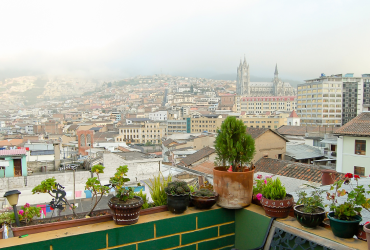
[135,189,149,209]
[261,178,286,200]
[296,185,325,213]
[32,177,77,217]
[85,165,109,216]
[110,165,134,202]
[165,181,190,195]
[0,207,14,225]
[327,173,370,220]
[145,172,172,206]
[12,203,42,226]
[214,116,256,172]
[192,189,216,197]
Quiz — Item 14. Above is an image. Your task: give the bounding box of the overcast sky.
[1,0,369,81]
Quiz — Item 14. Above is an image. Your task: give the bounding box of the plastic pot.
[167,193,189,214]
[327,212,362,238]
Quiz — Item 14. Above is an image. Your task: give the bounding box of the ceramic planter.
[0,225,3,240]
[167,193,189,214]
[363,223,370,247]
[108,196,143,225]
[327,212,362,238]
[190,193,218,209]
[213,167,254,209]
[12,209,112,237]
[260,194,294,218]
[293,205,325,228]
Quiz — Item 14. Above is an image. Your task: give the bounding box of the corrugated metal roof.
[0,148,27,156]
[286,144,324,160]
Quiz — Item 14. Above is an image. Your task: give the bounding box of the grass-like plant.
[145,172,172,206]
[134,189,150,209]
[261,178,286,200]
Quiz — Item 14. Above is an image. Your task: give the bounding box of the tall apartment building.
[116,121,167,144]
[190,115,224,133]
[239,96,297,114]
[297,74,370,127]
[167,118,191,135]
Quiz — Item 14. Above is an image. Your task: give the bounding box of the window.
[354,166,365,176]
[355,140,366,155]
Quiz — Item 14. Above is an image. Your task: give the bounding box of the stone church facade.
[236,58,297,97]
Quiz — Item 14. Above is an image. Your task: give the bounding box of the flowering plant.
[327,173,370,220]
[10,203,42,226]
[253,174,272,201]
[0,207,14,225]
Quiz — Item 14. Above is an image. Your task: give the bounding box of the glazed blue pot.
[327,212,362,238]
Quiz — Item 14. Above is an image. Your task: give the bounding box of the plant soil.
[295,206,324,214]
[12,210,110,227]
[110,196,141,205]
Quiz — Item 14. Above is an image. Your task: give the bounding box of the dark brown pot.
[140,205,168,216]
[293,205,325,228]
[191,193,219,209]
[260,194,294,218]
[0,226,3,239]
[363,223,370,248]
[357,224,367,241]
[213,167,254,209]
[252,195,262,206]
[108,196,143,225]
[12,210,112,237]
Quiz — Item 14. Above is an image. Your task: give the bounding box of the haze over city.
[1,0,370,81]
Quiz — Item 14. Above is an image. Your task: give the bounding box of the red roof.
[0,148,27,156]
[289,110,299,118]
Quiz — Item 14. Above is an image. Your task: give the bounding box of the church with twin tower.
[236,57,297,97]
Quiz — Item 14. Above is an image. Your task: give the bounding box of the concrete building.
[149,110,167,121]
[167,119,190,135]
[0,148,28,177]
[239,96,297,114]
[335,112,370,176]
[117,121,167,144]
[297,73,370,127]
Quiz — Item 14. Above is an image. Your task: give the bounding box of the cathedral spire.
[274,64,278,76]
[243,54,247,65]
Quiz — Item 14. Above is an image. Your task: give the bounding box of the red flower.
[344,173,353,178]
[354,174,360,179]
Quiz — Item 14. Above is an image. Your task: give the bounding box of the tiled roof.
[162,139,176,147]
[191,161,215,175]
[335,112,370,136]
[0,148,27,156]
[277,125,339,136]
[0,139,24,147]
[254,158,345,183]
[180,146,215,166]
[289,110,299,118]
[246,127,268,139]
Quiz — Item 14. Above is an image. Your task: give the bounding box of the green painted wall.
[21,156,27,176]
[5,157,13,177]
[235,209,271,250]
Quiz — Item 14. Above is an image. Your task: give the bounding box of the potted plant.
[260,177,293,218]
[108,165,143,225]
[213,116,256,209]
[253,174,270,206]
[327,173,369,238]
[191,181,218,209]
[293,185,326,228]
[0,208,14,239]
[165,181,190,214]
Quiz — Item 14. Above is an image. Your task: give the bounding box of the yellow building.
[239,96,297,114]
[116,122,167,144]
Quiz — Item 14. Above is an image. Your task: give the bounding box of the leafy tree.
[214,116,255,171]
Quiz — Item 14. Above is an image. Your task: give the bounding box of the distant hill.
[209,74,303,87]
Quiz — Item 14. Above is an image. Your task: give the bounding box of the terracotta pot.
[191,193,219,209]
[140,205,168,216]
[293,205,325,228]
[213,167,254,209]
[363,223,370,248]
[357,224,367,241]
[252,195,261,206]
[12,210,112,237]
[108,196,143,225]
[260,194,294,218]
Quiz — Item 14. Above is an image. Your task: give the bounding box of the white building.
[149,111,167,121]
[335,112,370,176]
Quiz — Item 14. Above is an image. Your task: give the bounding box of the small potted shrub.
[260,177,293,218]
[293,185,326,228]
[191,182,218,209]
[85,165,109,217]
[0,208,14,239]
[108,165,143,225]
[165,181,190,214]
[327,173,368,238]
[213,116,256,209]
